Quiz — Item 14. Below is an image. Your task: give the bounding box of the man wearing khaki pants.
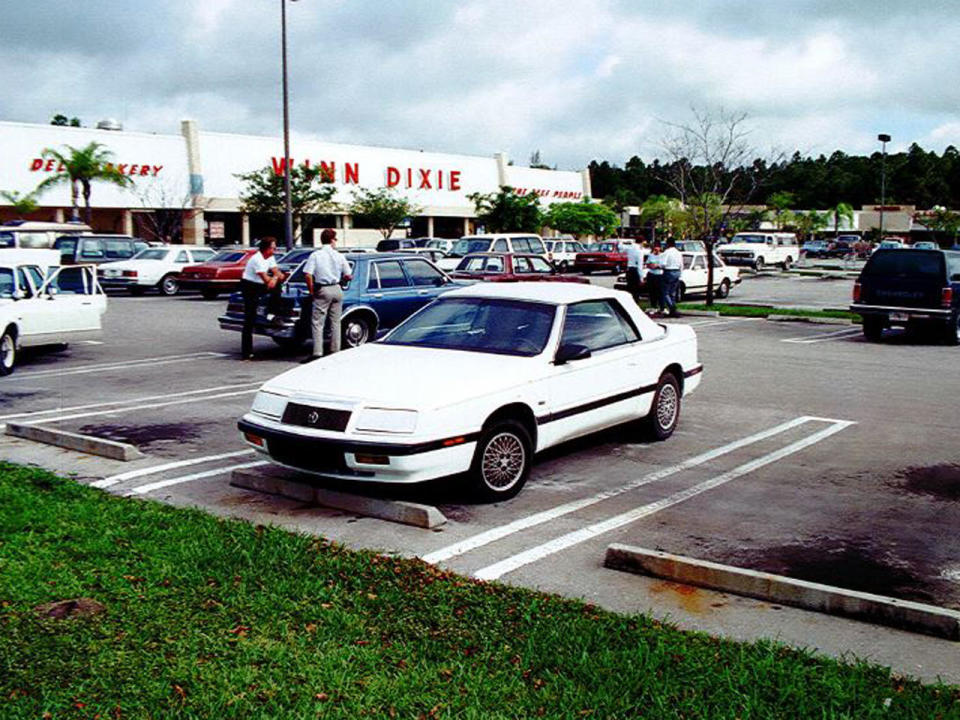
[302,229,353,362]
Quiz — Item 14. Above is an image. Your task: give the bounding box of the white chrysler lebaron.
[239,283,702,500]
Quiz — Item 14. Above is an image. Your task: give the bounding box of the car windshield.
[209,251,245,263]
[382,297,556,357]
[735,235,768,244]
[597,243,617,252]
[134,248,169,261]
[449,239,492,257]
[865,250,944,277]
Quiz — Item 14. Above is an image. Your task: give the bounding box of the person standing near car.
[241,236,286,360]
[624,241,645,304]
[660,238,683,317]
[303,229,353,362]
[645,241,664,315]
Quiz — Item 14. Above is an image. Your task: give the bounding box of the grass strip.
[674,303,862,322]
[1,463,957,719]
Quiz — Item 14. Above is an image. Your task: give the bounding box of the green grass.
[676,303,861,321]
[1,464,957,719]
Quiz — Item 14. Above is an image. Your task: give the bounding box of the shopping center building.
[0,120,591,246]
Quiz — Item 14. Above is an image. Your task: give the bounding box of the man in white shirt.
[624,241,646,304]
[302,229,353,361]
[240,236,286,360]
[660,238,684,317]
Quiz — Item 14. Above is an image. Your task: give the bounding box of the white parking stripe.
[782,327,861,344]
[125,460,269,496]
[91,449,257,488]
[13,352,229,379]
[422,415,821,565]
[472,419,855,581]
[13,388,257,426]
[0,382,262,422]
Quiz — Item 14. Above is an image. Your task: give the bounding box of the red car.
[178,247,258,299]
[573,241,628,274]
[450,253,590,283]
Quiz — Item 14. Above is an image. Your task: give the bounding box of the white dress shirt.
[660,247,683,271]
[242,252,277,284]
[303,246,351,285]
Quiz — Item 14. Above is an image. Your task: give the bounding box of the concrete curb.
[677,309,720,318]
[230,466,447,529]
[603,544,960,640]
[766,314,853,325]
[5,423,144,461]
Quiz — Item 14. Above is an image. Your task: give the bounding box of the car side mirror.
[554,343,591,365]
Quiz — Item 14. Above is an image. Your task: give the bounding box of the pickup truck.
[851,249,960,344]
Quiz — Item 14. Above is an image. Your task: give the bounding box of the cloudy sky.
[3,1,958,170]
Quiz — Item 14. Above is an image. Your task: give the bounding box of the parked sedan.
[178,248,257,299]
[97,245,217,295]
[614,252,740,300]
[573,241,627,274]
[449,253,589,284]
[218,252,464,350]
[238,283,702,500]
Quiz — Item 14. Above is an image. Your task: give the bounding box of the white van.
[438,233,547,270]
[718,232,799,271]
[0,221,92,250]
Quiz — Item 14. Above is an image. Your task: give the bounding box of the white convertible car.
[239,283,702,500]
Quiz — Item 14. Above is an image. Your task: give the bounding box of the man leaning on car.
[241,236,286,360]
[303,229,353,362]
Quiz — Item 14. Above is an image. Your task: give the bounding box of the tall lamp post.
[281,0,298,251]
[877,133,890,241]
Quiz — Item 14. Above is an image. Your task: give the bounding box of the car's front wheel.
[341,315,373,348]
[754,257,765,271]
[716,278,731,299]
[469,419,532,501]
[159,274,180,296]
[645,372,681,440]
[782,256,793,271]
[0,328,17,376]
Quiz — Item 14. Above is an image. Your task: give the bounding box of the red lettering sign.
[418,169,432,189]
[344,162,359,184]
[319,161,335,182]
[30,158,42,171]
[386,167,400,187]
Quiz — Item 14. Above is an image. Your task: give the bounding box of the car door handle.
[417,290,428,295]
[372,293,383,299]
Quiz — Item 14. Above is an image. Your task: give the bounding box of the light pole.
[877,133,890,241]
[281,0,298,251]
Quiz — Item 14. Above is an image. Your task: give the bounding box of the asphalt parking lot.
[2,277,959,683]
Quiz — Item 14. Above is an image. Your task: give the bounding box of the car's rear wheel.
[342,315,373,348]
[469,419,532,501]
[200,288,219,300]
[159,274,179,296]
[943,312,960,346]
[558,260,568,272]
[754,257,765,271]
[716,278,731,299]
[0,328,16,376]
[862,317,884,341]
[782,256,793,271]
[645,373,681,440]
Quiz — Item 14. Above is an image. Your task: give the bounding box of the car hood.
[261,342,544,410]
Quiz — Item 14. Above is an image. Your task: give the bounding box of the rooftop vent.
[96,118,123,131]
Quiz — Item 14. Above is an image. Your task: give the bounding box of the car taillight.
[852,282,860,302]
[123,270,138,278]
[943,287,953,308]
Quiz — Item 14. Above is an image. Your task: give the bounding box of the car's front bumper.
[238,415,477,484]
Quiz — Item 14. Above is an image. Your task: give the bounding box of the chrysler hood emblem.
[306,410,320,425]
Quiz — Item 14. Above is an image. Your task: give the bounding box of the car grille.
[281,403,352,431]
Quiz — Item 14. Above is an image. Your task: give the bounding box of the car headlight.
[354,407,418,434]
[251,391,288,419]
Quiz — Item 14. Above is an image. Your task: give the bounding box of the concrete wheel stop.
[230,465,447,529]
[604,544,960,640]
[5,422,144,461]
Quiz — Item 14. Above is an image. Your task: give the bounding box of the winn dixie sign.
[30,157,164,177]
[271,157,462,192]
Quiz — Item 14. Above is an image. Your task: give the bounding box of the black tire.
[943,312,960,346]
[159,274,180,296]
[0,327,16,376]
[128,286,146,296]
[754,257,765,271]
[200,288,219,300]
[862,317,884,341]
[558,260,568,272]
[716,278,731,299]
[468,419,532,501]
[341,315,373,348]
[645,373,681,441]
[677,282,686,302]
[782,256,793,271]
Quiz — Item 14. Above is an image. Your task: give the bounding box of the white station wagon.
[240,283,702,500]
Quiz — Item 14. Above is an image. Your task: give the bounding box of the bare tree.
[135,181,193,243]
[660,107,775,305]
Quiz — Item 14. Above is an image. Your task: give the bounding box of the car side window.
[693,256,706,270]
[529,257,553,273]
[175,251,190,263]
[48,266,92,295]
[492,239,508,252]
[372,261,408,289]
[485,256,504,273]
[561,300,635,352]
[404,259,445,287]
[25,265,45,290]
[80,239,104,260]
[514,257,532,273]
[191,249,215,262]
[16,267,35,298]
[512,239,530,253]
[105,240,134,259]
[0,268,14,298]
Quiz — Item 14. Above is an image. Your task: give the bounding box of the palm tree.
[832,201,854,234]
[0,190,39,218]
[36,142,132,223]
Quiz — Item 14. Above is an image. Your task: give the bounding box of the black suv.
[54,235,149,264]
[851,249,960,344]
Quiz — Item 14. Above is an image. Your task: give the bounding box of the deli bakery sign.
[29,156,164,177]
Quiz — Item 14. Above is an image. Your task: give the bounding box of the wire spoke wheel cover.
[0,332,16,374]
[481,432,526,490]
[656,383,679,431]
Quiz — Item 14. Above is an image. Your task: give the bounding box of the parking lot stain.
[649,580,708,614]
[77,422,212,453]
[895,464,960,502]
[727,540,939,604]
